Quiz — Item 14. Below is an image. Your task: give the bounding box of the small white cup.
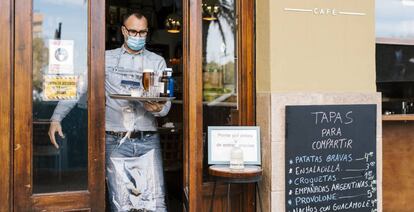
[131,87,143,97]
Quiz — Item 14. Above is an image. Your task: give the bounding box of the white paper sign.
[208,126,261,165]
[48,39,74,74]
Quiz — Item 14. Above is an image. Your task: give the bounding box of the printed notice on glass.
[285,105,378,212]
[208,126,261,165]
[43,75,78,101]
[48,39,74,74]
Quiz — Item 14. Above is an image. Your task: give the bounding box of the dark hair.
[122,11,147,25]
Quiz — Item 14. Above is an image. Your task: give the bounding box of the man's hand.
[48,121,65,149]
[143,101,165,112]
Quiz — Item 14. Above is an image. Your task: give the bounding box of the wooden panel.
[0,0,12,211]
[238,0,256,127]
[202,182,244,212]
[183,0,204,211]
[32,192,91,211]
[383,121,414,212]
[14,0,33,210]
[238,0,256,209]
[182,0,190,209]
[88,0,106,210]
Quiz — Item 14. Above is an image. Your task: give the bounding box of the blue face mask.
[126,36,146,51]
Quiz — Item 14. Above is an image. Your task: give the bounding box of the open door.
[182,0,255,211]
[13,0,106,210]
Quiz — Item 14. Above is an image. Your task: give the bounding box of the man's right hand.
[48,121,65,149]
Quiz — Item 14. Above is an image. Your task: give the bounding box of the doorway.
[5,0,255,211]
[106,0,184,211]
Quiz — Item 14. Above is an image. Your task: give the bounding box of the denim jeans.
[105,133,167,212]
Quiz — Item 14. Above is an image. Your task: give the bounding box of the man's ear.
[121,26,128,38]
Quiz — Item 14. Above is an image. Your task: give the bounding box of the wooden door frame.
[183,0,204,211]
[238,0,256,127]
[0,0,13,211]
[183,0,256,211]
[13,0,106,210]
[238,0,256,210]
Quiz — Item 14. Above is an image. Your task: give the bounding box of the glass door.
[182,0,255,211]
[13,0,105,210]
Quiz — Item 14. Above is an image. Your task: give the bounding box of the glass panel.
[32,0,88,193]
[201,0,238,181]
[376,0,414,39]
[376,0,414,115]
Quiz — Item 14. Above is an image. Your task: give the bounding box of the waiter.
[49,11,170,212]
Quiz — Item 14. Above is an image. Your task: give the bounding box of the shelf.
[382,114,414,121]
[382,97,414,102]
[376,37,414,46]
[377,80,414,83]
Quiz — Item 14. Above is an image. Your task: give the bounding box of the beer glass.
[142,69,154,97]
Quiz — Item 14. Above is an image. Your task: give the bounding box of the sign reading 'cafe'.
[283,3,367,17]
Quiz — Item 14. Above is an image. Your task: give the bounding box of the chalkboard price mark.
[337,193,368,199]
[355,152,374,162]
[342,175,364,180]
[345,168,366,172]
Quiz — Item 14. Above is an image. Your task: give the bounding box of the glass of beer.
[142,69,154,96]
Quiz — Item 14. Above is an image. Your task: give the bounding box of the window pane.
[376,0,414,39]
[202,0,238,181]
[32,0,88,193]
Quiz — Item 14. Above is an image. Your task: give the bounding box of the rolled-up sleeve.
[50,101,77,122]
[151,101,171,117]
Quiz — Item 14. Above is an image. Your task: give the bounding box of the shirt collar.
[121,45,146,56]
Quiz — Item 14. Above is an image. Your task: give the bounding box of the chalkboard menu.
[285,105,377,212]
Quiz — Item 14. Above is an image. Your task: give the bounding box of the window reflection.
[202,0,238,181]
[202,0,237,106]
[32,0,88,193]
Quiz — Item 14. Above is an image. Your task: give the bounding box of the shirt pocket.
[107,68,142,94]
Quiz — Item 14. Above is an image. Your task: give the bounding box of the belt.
[105,131,155,139]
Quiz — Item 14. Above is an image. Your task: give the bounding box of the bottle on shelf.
[168,71,175,97]
[159,68,172,97]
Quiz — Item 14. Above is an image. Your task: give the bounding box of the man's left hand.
[143,101,165,112]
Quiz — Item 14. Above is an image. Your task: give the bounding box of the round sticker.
[54,48,69,62]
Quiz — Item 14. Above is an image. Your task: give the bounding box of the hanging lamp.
[165,1,182,33]
[202,0,220,21]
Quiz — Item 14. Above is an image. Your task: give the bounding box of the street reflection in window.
[32,0,88,193]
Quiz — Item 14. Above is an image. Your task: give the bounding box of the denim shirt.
[51,46,171,131]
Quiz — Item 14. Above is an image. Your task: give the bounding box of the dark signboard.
[285,105,377,212]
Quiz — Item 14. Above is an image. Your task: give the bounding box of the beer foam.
[143,69,154,73]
